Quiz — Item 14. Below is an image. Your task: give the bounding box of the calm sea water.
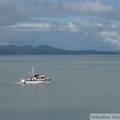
[0,55,120,120]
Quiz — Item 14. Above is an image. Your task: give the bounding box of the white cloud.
[10,23,52,30]
[63,0,113,15]
[100,31,120,48]
[8,22,79,32]
[9,17,106,32]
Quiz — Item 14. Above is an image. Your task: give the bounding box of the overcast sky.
[0,0,120,50]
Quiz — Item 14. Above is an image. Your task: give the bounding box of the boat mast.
[32,67,34,76]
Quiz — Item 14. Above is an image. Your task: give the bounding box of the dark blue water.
[0,55,120,120]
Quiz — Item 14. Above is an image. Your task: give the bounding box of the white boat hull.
[21,78,51,84]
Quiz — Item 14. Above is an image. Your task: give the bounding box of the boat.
[21,67,51,84]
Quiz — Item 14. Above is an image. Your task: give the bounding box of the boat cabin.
[34,74,45,79]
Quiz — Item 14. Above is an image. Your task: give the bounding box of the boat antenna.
[25,70,32,75]
[25,67,34,76]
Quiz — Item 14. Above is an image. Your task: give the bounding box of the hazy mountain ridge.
[0,45,116,55]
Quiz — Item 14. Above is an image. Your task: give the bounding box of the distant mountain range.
[0,45,117,55]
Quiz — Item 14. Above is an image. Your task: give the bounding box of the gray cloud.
[29,0,120,21]
[0,0,119,26]
[0,0,30,26]
[0,0,120,50]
